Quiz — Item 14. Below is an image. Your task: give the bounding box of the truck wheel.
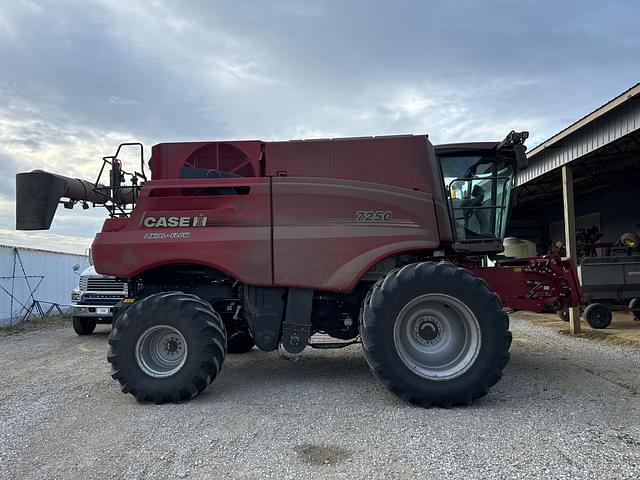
[72,317,96,335]
[227,331,255,354]
[360,262,511,407]
[584,303,612,329]
[107,292,227,403]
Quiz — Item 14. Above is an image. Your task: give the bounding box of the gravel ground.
[1,316,639,480]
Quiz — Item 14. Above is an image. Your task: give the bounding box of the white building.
[0,245,89,326]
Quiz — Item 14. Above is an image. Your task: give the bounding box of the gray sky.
[1,0,639,253]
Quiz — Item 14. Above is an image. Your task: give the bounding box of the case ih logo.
[143,215,208,228]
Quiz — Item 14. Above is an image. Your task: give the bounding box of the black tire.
[629,298,640,321]
[107,292,227,403]
[360,262,511,408]
[584,303,612,329]
[227,331,256,354]
[557,310,570,322]
[72,317,96,335]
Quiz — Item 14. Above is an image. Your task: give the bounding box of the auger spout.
[15,170,135,230]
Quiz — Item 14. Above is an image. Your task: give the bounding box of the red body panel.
[272,177,440,291]
[92,135,451,291]
[265,135,435,191]
[93,178,272,285]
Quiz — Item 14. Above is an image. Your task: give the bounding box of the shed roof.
[516,83,640,186]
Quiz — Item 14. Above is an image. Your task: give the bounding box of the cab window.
[439,154,513,241]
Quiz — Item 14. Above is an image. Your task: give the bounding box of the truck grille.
[79,293,124,305]
[80,276,127,293]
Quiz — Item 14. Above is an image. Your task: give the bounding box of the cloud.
[1,0,639,253]
[107,96,142,106]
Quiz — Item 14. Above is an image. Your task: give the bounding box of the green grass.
[0,315,69,336]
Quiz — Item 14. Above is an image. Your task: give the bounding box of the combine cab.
[16,131,581,406]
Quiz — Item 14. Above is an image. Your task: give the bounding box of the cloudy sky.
[1,0,638,253]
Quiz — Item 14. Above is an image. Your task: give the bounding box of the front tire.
[107,292,227,403]
[360,262,511,407]
[72,317,96,335]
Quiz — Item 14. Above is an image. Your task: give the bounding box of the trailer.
[577,255,640,328]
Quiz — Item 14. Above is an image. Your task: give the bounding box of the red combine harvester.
[16,132,581,407]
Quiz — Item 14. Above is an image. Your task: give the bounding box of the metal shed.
[510,83,640,332]
[516,83,640,188]
[0,245,89,326]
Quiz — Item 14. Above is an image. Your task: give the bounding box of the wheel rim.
[393,293,481,380]
[135,325,188,378]
[589,306,610,326]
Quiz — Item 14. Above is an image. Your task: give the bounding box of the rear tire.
[72,317,96,335]
[360,262,511,407]
[227,331,255,354]
[584,303,612,329]
[107,292,226,403]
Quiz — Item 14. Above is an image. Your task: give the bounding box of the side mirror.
[513,144,528,170]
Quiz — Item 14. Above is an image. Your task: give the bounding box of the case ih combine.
[16,131,581,407]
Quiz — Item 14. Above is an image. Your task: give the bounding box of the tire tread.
[360,262,511,407]
[107,292,226,404]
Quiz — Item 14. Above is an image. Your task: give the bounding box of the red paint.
[93,135,448,291]
[91,134,581,309]
[93,177,272,285]
[271,177,440,291]
[468,255,583,312]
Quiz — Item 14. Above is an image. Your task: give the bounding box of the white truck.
[70,266,127,335]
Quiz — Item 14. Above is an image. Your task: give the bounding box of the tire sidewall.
[584,303,612,329]
[73,317,96,335]
[110,293,222,398]
[227,331,255,354]
[363,264,507,402]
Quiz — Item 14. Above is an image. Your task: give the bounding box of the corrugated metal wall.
[0,245,90,325]
[516,97,640,186]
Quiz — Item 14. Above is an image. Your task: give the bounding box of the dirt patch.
[0,315,68,336]
[294,444,353,466]
[516,311,640,348]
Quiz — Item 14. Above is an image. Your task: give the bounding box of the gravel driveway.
[1,317,639,480]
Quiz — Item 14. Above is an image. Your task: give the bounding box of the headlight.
[71,291,81,302]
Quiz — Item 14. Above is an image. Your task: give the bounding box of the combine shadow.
[89,326,579,410]
[195,346,381,405]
